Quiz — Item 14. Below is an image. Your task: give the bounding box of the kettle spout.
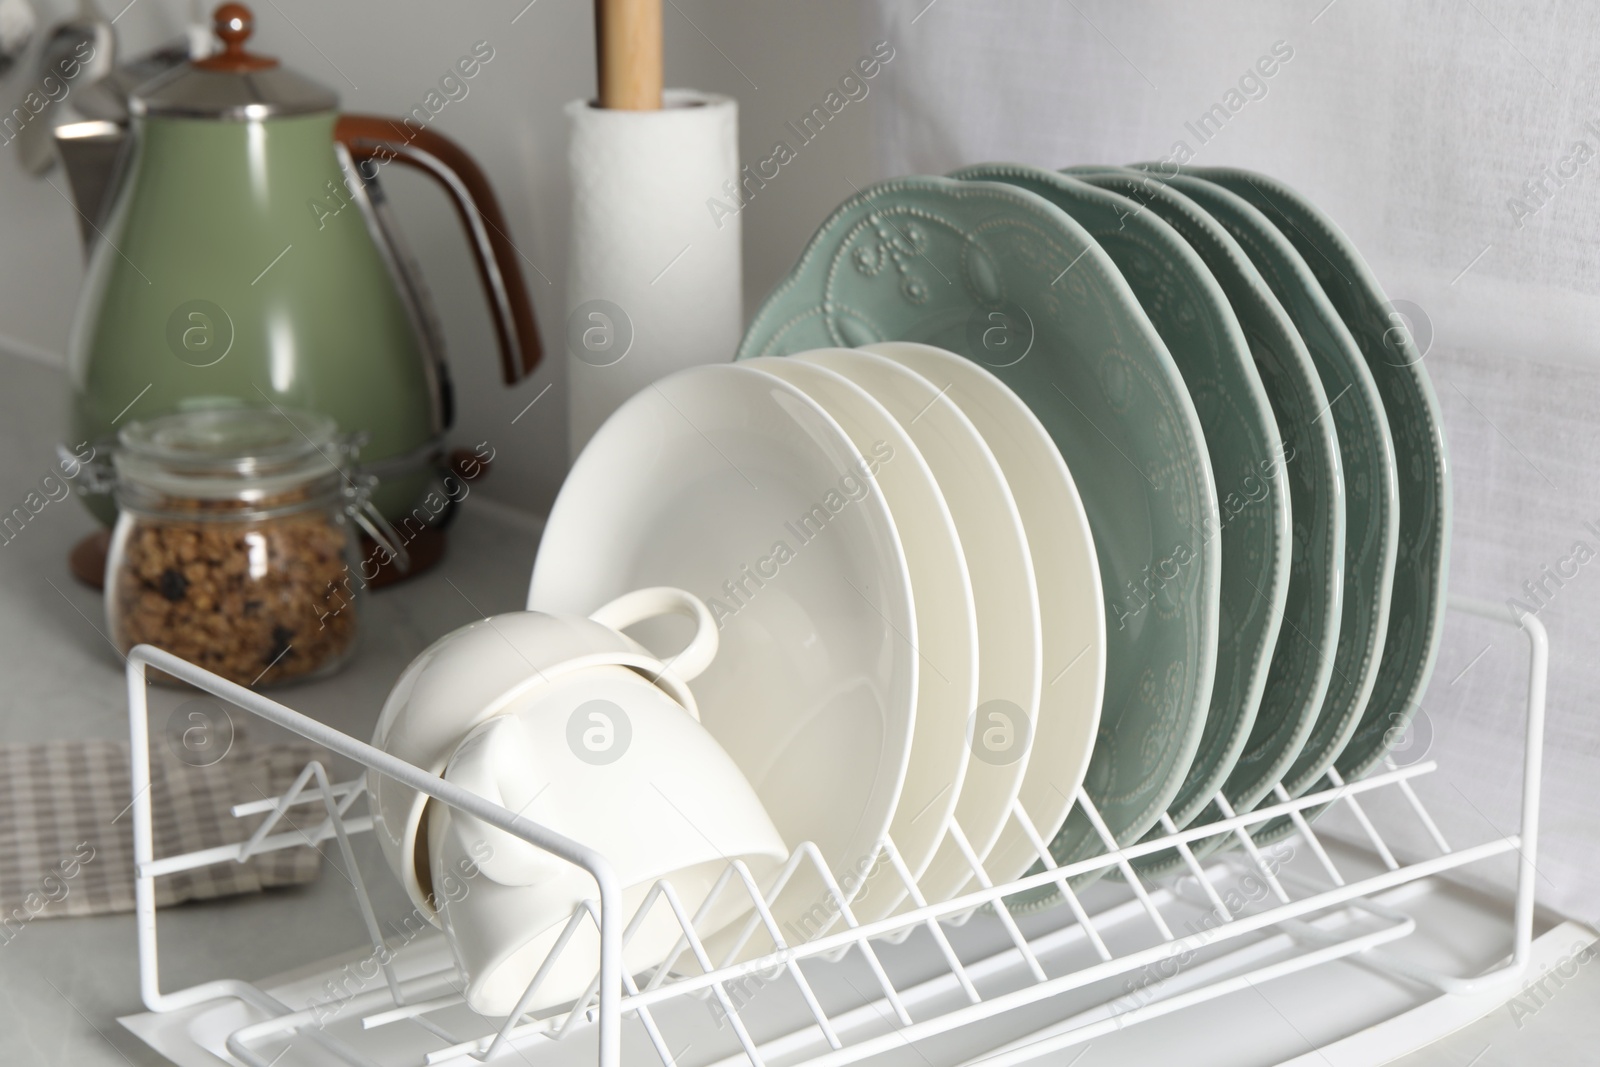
[53,120,128,255]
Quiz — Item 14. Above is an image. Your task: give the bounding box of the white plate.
[865,341,1105,891]
[797,348,1043,904]
[529,363,917,936]
[746,356,978,924]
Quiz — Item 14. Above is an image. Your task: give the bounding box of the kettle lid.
[132,3,337,120]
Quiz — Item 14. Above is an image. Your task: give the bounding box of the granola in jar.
[106,409,404,687]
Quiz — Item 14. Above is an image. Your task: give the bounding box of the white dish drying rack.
[124,596,1547,1067]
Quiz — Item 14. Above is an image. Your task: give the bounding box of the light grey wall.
[0,0,887,514]
[867,0,1600,375]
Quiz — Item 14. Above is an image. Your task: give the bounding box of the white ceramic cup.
[430,660,786,1015]
[369,586,726,917]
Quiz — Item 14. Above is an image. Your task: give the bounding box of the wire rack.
[124,596,1547,1067]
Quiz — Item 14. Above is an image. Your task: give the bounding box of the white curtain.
[865,0,1600,923]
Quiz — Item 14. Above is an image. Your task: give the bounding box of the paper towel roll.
[566,89,742,457]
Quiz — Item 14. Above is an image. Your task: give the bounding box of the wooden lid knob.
[215,3,253,46]
[195,3,279,72]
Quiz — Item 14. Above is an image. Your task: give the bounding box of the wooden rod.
[595,0,662,110]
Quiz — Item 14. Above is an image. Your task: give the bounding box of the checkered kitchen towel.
[0,738,325,922]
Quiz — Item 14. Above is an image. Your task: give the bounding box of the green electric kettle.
[60,2,541,527]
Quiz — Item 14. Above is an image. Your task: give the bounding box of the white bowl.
[431,663,786,1016]
[370,587,718,915]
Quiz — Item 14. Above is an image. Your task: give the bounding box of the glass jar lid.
[114,407,348,505]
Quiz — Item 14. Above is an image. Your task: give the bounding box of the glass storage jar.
[105,408,405,687]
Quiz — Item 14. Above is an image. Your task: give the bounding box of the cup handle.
[588,587,719,684]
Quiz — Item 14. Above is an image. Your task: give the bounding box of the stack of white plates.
[530,340,1105,951]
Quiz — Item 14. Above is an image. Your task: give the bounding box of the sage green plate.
[1112,169,1344,851]
[1199,168,1449,790]
[737,176,1220,888]
[1186,169,1400,823]
[954,164,1287,847]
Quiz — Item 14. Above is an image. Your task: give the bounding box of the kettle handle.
[335,115,542,386]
